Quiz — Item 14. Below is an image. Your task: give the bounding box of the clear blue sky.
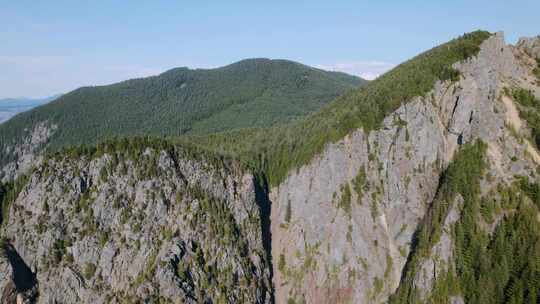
[1,1,539,98]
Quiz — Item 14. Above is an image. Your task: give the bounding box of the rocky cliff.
[270,32,540,303]
[0,140,272,303]
[1,32,539,304]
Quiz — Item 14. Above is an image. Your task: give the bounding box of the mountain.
[0,95,61,124]
[1,31,540,303]
[0,59,364,173]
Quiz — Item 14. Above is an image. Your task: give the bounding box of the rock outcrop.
[517,35,540,59]
[1,145,272,303]
[1,122,57,183]
[270,32,540,303]
[1,32,539,304]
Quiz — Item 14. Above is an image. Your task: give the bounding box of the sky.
[1,1,539,99]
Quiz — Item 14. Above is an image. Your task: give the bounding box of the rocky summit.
[1,31,540,304]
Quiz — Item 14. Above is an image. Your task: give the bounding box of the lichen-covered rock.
[1,146,272,303]
[1,32,539,304]
[516,35,540,59]
[270,32,540,303]
[1,122,57,183]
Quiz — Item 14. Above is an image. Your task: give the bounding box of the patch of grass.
[373,276,384,297]
[512,87,539,108]
[337,183,352,216]
[278,253,286,273]
[352,166,367,204]
[83,262,97,280]
[384,253,393,279]
[509,87,540,149]
[533,57,540,81]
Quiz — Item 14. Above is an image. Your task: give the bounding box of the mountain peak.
[2,30,540,304]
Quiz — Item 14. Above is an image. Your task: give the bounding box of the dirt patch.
[502,95,522,130]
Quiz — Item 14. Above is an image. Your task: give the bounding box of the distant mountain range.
[3,31,540,303]
[0,58,365,151]
[0,95,61,124]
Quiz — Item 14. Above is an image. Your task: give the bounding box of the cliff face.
[0,122,56,183]
[270,33,540,303]
[1,32,539,304]
[0,145,272,303]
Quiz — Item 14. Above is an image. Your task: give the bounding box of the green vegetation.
[47,136,236,174]
[0,173,30,226]
[83,262,97,280]
[517,176,540,209]
[169,181,268,300]
[351,166,367,204]
[278,253,286,273]
[188,31,492,186]
[452,184,540,304]
[278,242,320,292]
[135,250,158,285]
[391,140,540,304]
[284,200,292,223]
[369,194,379,220]
[384,253,393,279]
[6,30,530,302]
[372,277,384,298]
[390,140,488,303]
[0,59,362,167]
[337,183,352,216]
[507,87,540,149]
[0,32,490,189]
[51,238,69,265]
[534,57,540,82]
[511,87,539,108]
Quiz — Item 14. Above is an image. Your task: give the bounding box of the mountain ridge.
[1,31,540,303]
[0,58,364,173]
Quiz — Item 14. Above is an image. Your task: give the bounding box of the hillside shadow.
[253,174,275,303]
[2,242,37,293]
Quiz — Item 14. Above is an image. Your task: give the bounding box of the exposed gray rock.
[1,122,57,182]
[270,32,540,303]
[1,31,539,304]
[412,195,463,301]
[1,147,272,303]
[516,35,540,59]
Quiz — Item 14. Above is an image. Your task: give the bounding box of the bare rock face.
[0,147,272,303]
[516,36,540,59]
[270,32,540,303]
[1,32,539,304]
[1,122,57,183]
[0,241,38,304]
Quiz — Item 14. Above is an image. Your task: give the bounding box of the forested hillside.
[187,31,492,185]
[0,58,363,159]
[2,30,540,304]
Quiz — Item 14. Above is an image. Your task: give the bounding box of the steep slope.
[0,59,364,180]
[187,31,493,186]
[187,31,539,302]
[1,138,272,303]
[1,31,540,304]
[269,32,540,303]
